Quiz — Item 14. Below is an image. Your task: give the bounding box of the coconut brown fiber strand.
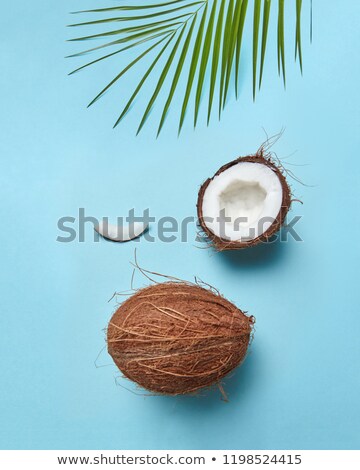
[107,282,254,395]
[197,151,292,250]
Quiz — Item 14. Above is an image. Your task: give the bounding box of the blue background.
[1,0,359,450]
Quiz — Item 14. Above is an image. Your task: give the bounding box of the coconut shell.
[197,153,292,250]
[107,282,254,395]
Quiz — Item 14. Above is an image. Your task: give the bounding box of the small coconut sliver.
[107,282,254,395]
[197,152,291,250]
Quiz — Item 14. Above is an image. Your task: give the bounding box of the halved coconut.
[197,154,291,250]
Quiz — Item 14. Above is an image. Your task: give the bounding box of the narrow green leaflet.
[207,0,225,122]
[137,26,187,134]
[69,15,191,42]
[295,0,303,72]
[218,0,234,117]
[259,0,271,88]
[252,0,261,99]
[68,24,178,57]
[71,1,188,14]
[178,3,208,134]
[194,0,217,126]
[234,0,248,97]
[68,32,171,75]
[310,0,313,42]
[87,36,170,107]
[114,33,174,128]
[223,0,243,107]
[69,2,205,27]
[158,15,197,136]
[277,0,286,86]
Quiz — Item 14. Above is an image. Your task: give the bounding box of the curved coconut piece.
[95,221,148,242]
[197,153,291,250]
[107,282,254,395]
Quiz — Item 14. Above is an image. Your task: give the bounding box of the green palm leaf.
[68,0,309,134]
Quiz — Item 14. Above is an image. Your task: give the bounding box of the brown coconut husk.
[197,145,292,251]
[107,282,254,396]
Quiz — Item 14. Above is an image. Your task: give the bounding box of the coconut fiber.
[107,282,254,395]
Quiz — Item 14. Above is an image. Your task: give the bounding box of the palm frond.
[68,0,309,134]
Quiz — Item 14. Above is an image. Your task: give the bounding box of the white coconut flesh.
[201,162,283,241]
[95,221,148,242]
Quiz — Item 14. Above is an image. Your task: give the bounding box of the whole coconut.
[107,282,254,395]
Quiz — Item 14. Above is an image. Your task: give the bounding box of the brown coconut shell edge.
[197,152,292,251]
